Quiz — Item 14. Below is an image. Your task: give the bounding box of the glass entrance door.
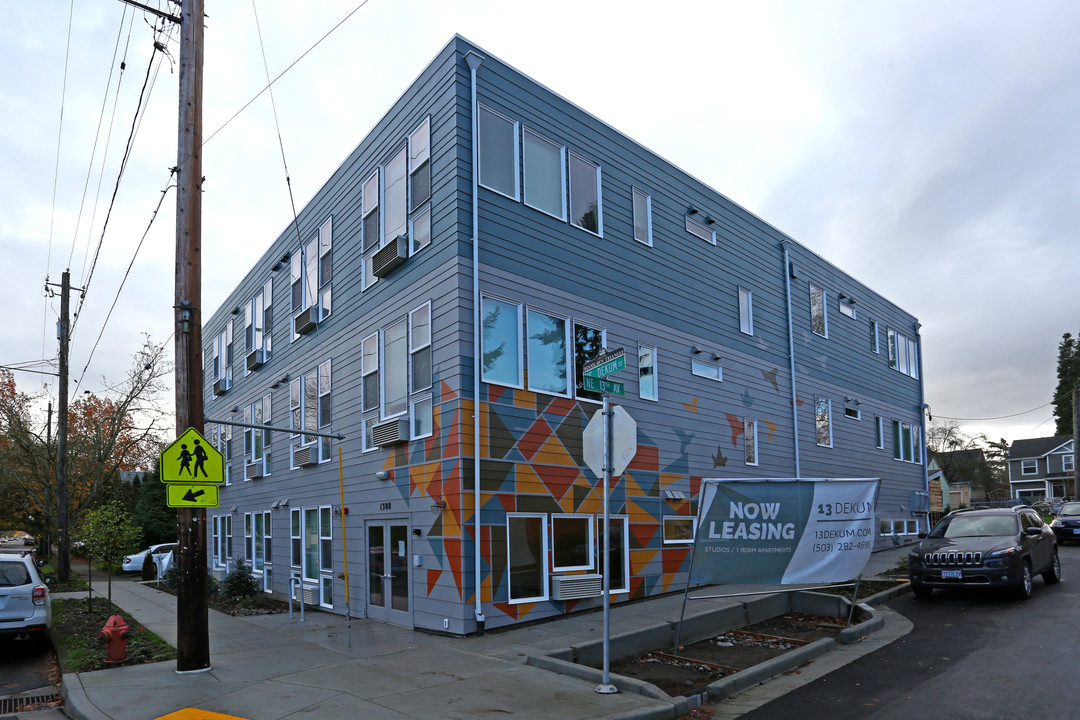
[365,519,410,626]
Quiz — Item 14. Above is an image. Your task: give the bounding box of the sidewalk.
[59,546,911,720]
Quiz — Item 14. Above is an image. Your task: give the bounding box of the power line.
[934,382,1080,423]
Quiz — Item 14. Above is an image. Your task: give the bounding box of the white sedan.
[122,543,177,573]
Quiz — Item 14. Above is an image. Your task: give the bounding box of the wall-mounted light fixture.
[687,205,699,215]
[229,506,238,514]
[691,345,703,354]
[712,353,722,361]
[376,471,389,481]
[705,216,716,225]
[230,306,240,315]
[430,497,447,514]
[231,406,240,414]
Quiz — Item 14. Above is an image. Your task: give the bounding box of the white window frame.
[551,514,594,572]
[744,418,758,466]
[480,295,523,388]
[597,515,630,596]
[815,396,833,448]
[888,328,919,379]
[662,516,696,545]
[362,169,381,289]
[875,416,885,450]
[632,187,652,247]
[685,214,715,244]
[568,151,602,236]
[409,117,432,255]
[522,127,567,221]
[738,287,754,335]
[1021,459,1038,475]
[1065,455,1075,474]
[477,104,519,200]
[871,320,880,354]
[507,513,549,604]
[526,307,571,397]
[844,407,861,420]
[290,508,302,569]
[213,323,233,386]
[638,343,658,401]
[691,359,722,382]
[362,332,379,413]
[809,283,828,338]
[838,298,856,319]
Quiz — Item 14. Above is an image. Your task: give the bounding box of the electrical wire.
[934,382,1080,423]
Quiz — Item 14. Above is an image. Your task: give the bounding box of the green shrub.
[221,558,260,600]
[160,563,219,595]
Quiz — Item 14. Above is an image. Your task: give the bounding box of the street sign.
[583,348,625,379]
[160,427,224,484]
[583,376,625,396]
[583,405,638,477]
[166,484,220,508]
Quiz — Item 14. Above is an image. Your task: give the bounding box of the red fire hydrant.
[96,615,131,665]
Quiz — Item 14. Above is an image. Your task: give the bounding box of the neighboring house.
[927,457,951,512]
[1008,435,1076,502]
[949,482,973,508]
[930,448,991,498]
[200,36,927,634]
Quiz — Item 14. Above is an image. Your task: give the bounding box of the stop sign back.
[583,405,637,477]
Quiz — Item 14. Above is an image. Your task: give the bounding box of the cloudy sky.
[2,0,1077,447]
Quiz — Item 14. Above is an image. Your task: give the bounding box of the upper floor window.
[1064,454,1075,473]
[409,303,433,440]
[523,128,566,220]
[685,214,715,244]
[738,287,754,335]
[638,343,658,401]
[409,118,432,255]
[245,394,272,477]
[291,218,332,331]
[744,418,758,465]
[383,317,409,418]
[632,187,652,246]
[815,396,832,447]
[870,320,880,353]
[691,359,722,382]
[481,295,523,388]
[1021,459,1038,475]
[212,323,233,386]
[892,420,921,463]
[290,360,332,464]
[838,298,856,319]
[887,328,919,378]
[478,105,518,198]
[875,416,885,449]
[809,283,827,337]
[568,152,601,235]
[244,279,272,369]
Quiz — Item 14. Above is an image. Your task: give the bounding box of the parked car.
[122,543,178,573]
[0,551,51,641]
[908,505,1060,600]
[22,536,35,546]
[1050,502,1080,543]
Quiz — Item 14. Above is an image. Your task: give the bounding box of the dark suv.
[908,506,1060,599]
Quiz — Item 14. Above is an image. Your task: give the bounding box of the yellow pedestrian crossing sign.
[160,428,224,484]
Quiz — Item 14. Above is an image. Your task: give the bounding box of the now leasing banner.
[689,478,880,585]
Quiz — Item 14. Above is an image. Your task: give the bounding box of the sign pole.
[595,391,617,694]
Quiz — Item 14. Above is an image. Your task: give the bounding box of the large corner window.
[809,283,827,338]
[887,328,919,379]
[507,514,548,604]
[815,396,832,447]
[638,343,658,401]
[523,128,566,219]
[481,295,523,387]
[738,287,754,335]
[478,105,518,199]
[526,308,568,396]
[573,321,605,402]
[551,515,593,572]
[568,152,601,235]
[632,187,652,246]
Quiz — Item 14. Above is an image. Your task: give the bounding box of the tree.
[1053,332,1080,435]
[131,463,175,547]
[927,422,996,497]
[79,501,142,608]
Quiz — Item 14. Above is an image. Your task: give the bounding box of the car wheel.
[1043,550,1062,584]
[1015,561,1033,600]
[911,581,933,599]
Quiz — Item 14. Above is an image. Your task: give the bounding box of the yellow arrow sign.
[166,484,220,508]
[160,427,224,484]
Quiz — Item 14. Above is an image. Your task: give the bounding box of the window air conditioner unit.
[371,235,409,278]
[246,349,265,371]
[245,463,264,480]
[292,583,315,605]
[212,377,229,396]
[293,445,317,467]
[551,573,603,601]
[293,305,318,335]
[371,418,410,447]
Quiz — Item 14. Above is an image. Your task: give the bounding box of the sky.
[2,0,1077,449]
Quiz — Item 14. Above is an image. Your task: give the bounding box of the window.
[481,296,522,387]
[879,519,919,537]
[1065,455,1075,473]
[409,118,432,254]
[290,361,332,463]
[245,395,272,477]
[523,128,566,219]
[1021,459,1038,475]
[316,219,332,319]
[211,424,233,485]
[527,308,568,396]
[573,321,604,402]
[384,146,408,253]
[685,214,715,244]
[815,396,832,447]
[870,320,880,354]
[291,219,332,326]
[887,328,919,378]
[478,105,518,198]
[893,420,919,462]
[551,515,593,572]
[691,359,722,382]
[844,407,861,420]
[213,323,233,387]
[362,170,380,288]
[632,187,652,246]
[638,343,657,401]
[597,515,629,595]
[744,418,758,465]
[362,333,379,412]
[290,509,301,568]
[809,283,827,337]
[738,287,754,335]
[244,280,272,369]
[383,318,408,417]
[568,152,601,234]
[663,517,695,545]
[213,515,231,568]
[875,416,884,449]
[409,302,433,439]
[303,508,319,582]
[507,514,547,603]
[838,299,856,319]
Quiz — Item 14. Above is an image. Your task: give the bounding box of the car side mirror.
[45,576,55,584]
[36,559,46,567]
[917,532,928,539]
[1023,527,1043,536]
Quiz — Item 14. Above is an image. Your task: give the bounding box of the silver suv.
[0,551,52,640]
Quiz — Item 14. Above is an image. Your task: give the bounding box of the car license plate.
[1073,529,1080,535]
[941,569,963,579]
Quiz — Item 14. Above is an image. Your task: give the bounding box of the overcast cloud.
[2,0,1077,447]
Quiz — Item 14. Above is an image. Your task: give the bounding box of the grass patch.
[51,598,176,673]
[40,563,90,593]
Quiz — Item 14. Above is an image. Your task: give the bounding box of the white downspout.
[466,50,486,635]
[782,242,801,478]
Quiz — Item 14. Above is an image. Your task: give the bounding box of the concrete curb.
[706,636,836,701]
[838,603,881,643]
[861,579,912,607]
[60,676,109,720]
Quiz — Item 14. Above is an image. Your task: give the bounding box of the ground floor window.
[879,518,919,536]
[551,514,593,572]
[597,515,629,595]
[662,517,695,545]
[507,514,548,603]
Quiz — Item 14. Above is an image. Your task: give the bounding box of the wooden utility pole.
[1073,388,1079,499]
[56,271,71,583]
[174,0,209,672]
